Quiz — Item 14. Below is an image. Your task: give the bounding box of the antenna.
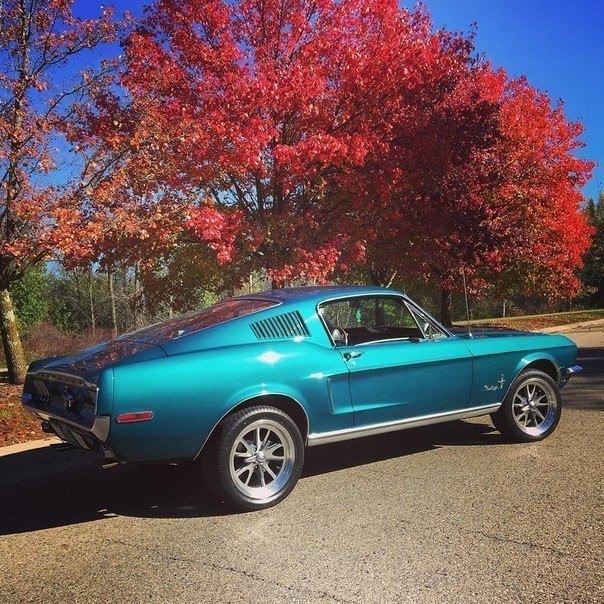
[461,267,473,339]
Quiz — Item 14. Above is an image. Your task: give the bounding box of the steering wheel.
[331,327,348,347]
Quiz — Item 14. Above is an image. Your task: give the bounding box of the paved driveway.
[1,328,602,603]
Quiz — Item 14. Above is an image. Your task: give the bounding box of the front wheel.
[491,369,562,442]
[201,405,304,511]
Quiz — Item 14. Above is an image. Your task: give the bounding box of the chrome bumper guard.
[559,365,582,388]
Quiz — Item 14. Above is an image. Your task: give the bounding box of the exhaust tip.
[98,460,121,470]
[41,420,55,434]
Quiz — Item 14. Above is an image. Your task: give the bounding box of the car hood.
[27,337,167,384]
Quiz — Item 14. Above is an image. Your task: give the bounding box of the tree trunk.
[132,263,139,329]
[74,269,81,307]
[367,266,380,286]
[88,271,96,339]
[367,264,397,287]
[132,262,146,330]
[0,288,27,384]
[440,287,453,327]
[107,268,118,338]
[132,262,147,330]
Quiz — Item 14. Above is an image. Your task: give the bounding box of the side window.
[406,304,448,340]
[319,296,423,345]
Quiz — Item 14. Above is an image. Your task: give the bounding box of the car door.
[319,295,473,427]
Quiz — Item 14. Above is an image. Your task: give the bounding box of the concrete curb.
[0,436,60,457]
[537,318,604,334]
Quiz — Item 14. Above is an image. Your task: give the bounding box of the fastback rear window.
[124,298,278,343]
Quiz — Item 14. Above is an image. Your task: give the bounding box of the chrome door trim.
[306,403,500,446]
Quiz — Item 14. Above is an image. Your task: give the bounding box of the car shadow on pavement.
[0,420,501,535]
[564,346,604,411]
[302,419,503,477]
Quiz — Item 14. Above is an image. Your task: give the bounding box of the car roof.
[238,285,400,305]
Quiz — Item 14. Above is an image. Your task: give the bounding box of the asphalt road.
[1,328,602,603]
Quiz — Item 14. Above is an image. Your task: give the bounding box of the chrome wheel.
[512,377,557,436]
[229,419,296,501]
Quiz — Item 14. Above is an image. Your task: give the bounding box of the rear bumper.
[23,397,119,459]
[559,365,582,388]
[23,395,110,440]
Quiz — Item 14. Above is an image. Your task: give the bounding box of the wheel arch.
[503,354,561,403]
[517,356,560,384]
[520,358,560,383]
[194,393,310,459]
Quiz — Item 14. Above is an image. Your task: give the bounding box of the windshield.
[121,298,278,343]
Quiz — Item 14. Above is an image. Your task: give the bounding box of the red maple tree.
[120,0,592,321]
[0,0,124,382]
[364,67,593,324]
[118,0,483,287]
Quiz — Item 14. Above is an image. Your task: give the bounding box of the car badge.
[484,374,505,391]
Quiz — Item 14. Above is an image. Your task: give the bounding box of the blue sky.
[418,0,603,200]
[75,0,603,200]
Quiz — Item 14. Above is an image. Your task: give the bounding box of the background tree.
[0,0,121,382]
[9,265,49,335]
[581,192,604,306]
[364,70,593,325]
[2,0,594,372]
[361,62,506,308]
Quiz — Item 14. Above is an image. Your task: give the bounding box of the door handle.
[343,351,363,360]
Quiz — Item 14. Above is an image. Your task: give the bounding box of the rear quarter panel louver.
[250,311,310,340]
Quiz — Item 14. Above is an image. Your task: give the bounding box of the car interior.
[320,296,427,346]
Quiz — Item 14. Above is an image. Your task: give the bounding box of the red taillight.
[116,411,154,424]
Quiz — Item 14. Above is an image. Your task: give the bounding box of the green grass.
[454,308,604,331]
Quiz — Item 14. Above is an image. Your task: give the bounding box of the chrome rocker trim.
[307,403,501,446]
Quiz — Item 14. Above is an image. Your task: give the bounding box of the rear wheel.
[491,369,561,442]
[202,405,304,511]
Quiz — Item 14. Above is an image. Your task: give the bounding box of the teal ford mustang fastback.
[22,286,581,510]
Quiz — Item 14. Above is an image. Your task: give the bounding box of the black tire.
[201,405,304,511]
[491,369,562,442]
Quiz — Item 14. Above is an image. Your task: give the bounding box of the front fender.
[464,333,576,408]
[513,351,561,383]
